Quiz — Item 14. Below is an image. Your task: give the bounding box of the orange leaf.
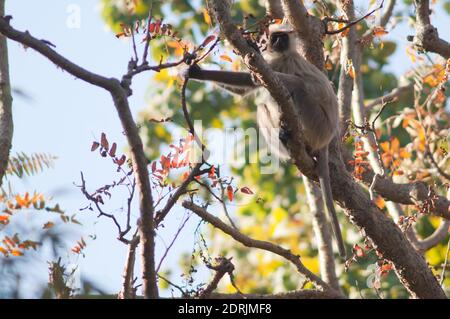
[0,247,8,256]
[208,166,215,178]
[11,249,23,257]
[43,222,55,229]
[0,215,9,224]
[380,141,390,153]
[390,137,400,152]
[347,64,355,79]
[375,197,385,209]
[220,54,233,63]
[227,185,233,202]
[373,26,388,37]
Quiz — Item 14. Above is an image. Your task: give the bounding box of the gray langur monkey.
[186,24,346,258]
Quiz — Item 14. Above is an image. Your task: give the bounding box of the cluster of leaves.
[91,133,128,170]
[6,152,57,178]
[0,191,80,228]
[0,233,40,257]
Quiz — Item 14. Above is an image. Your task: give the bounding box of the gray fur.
[187,28,346,258]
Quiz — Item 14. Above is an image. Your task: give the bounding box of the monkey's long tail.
[317,147,347,259]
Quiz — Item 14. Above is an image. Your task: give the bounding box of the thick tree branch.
[264,0,284,19]
[281,0,326,69]
[304,177,340,291]
[380,0,397,27]
[410,0,450,59]
[407,220,450,252]
[0,16,158,298]
[358,166,450,220]
[118,234,139,299]
[182,200,342,297]
[365,84,413,111]
[280,0,310,37]
[337,0,357,135]
[199,257,235,299]
[0,1,12,186]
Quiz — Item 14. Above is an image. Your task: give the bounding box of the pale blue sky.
[4,1,450,297]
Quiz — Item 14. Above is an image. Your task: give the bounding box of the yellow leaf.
[391,137,400,152]
[202,8,212,26]
[347,59,355,79]
[220,54,233,63]
[380,141,390,153]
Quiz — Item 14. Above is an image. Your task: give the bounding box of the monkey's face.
[269,32,290,53]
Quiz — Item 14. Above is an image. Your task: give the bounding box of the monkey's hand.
[180,64,203,80]
[188,64,203,78]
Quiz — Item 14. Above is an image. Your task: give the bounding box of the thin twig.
[325,0,385,35]
[142,2,154,64]
[156,213,192,273]
[182,200,341,295]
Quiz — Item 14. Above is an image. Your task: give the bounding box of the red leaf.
[151,161,157,173]
[227,185,233,202]
[91,142,100,152]
[100,133,109,151]
[208,166,215,178]
[115,154,126,166]
[201,35,216,47]
[109,142,117,157]
[149,22,156,33]
[240,186,254,195]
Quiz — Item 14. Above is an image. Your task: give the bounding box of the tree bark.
[0,0,13,186]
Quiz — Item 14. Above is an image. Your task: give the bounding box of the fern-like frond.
[6,152,58,178]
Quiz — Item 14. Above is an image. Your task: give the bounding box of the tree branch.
[337,0,357,135]
[358,166,450,220]
[182,200,342,297]
[281,0,326,69]
[0,1,13,186]
[409,0,450,59]
[118,234,139,299]
[0,16,158,298]
[264,0,284,19]
[304,177,340,291]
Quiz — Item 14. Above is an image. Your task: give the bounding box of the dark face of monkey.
[270,32,290,53]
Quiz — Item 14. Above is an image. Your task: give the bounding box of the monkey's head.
[267,23,296,56]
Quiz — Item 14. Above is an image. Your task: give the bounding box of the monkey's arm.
[186,66,258,96]
[188,67,256,87]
